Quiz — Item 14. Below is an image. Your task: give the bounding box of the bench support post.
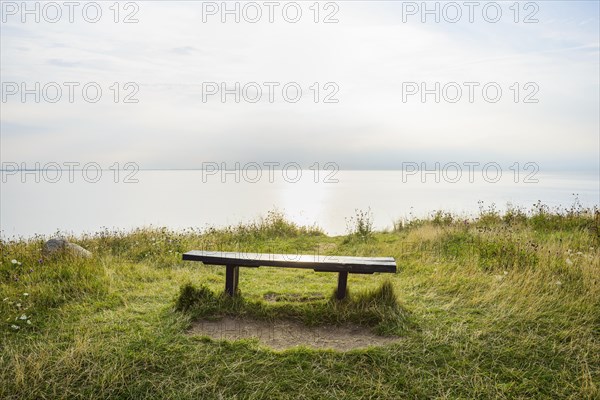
[336,271,348,300]
[225,265,239,297]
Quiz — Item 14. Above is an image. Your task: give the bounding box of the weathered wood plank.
[182,250,397,273]
[225,265,239,296]
[337,271,348,300]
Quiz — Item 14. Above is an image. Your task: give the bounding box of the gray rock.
[43,238,92,258]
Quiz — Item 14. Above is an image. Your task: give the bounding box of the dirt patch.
[188,317,401,351]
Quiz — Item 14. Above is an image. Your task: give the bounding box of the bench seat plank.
[182,250,397,274]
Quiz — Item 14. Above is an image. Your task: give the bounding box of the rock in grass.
[42,238,92,259]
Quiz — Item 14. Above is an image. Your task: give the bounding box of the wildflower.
[16,303,21,308]
[11,259,18,264]
[26,320,32,325]
[23,293,29,296]
[19,314,27,320]
[566,258,573,265]
[503,271,508,275]
[10,325,19,330]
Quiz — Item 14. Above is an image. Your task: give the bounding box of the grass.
[176,280,411,336]
[1,206,599,399]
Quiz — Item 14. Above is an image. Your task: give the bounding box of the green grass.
[176,280,412,336]
[1,207,599,399]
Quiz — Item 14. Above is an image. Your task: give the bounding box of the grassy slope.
[1,209,599,399]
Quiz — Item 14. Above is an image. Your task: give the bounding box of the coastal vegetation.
[1,203,598,399]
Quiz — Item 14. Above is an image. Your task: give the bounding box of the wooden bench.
[182,250,397,300]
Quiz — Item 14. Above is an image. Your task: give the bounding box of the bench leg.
[336,271,348,300]
[225,265,239,297]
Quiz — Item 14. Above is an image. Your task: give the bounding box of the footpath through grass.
[1,206,599,399]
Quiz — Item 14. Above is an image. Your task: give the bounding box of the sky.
[1,1,599,171]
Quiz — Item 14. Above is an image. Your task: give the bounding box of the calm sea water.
[1,170,598,238]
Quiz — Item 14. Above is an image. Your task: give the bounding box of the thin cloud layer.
[1,1,598,170]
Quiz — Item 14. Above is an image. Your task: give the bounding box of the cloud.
[170,46,198,55]
[1,1,598,171]
[47,58,84,68]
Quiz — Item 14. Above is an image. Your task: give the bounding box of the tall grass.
[1,204,598,399]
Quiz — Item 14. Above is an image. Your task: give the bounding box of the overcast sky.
[1,1,598,170]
